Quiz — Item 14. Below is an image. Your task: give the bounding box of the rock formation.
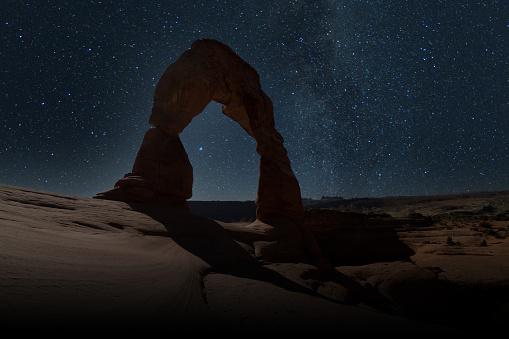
[94,39,320,259]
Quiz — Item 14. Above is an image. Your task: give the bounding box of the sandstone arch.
[95,39,320,259]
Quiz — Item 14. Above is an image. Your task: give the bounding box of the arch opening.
[179,102,258,201]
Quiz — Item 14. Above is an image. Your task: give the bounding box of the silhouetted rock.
[94,39,320,260]
[303,209,415,265]
[96,128,192,210]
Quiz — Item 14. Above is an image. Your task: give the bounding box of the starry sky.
[1,1,508,201]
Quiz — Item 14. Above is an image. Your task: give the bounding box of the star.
[0,0,507,200]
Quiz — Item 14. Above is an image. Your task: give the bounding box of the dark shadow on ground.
[125,202,394,312]
[313,224,416,266]
[126,202,318,293]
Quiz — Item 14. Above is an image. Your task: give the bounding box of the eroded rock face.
[94,39,320,259]
[98,128,192,210]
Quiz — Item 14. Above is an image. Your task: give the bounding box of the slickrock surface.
[2,184,484,333]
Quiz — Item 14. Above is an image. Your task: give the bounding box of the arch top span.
[94,39,321,260]
[149,39,273,137]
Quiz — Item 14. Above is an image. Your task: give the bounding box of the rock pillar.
[94,128,192,210]
[254,128,303,223]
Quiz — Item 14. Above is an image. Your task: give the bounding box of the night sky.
[1,1,508,201]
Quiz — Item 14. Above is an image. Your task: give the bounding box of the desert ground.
[1,183,507,333]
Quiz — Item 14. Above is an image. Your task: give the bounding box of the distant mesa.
[94,39,320,259]
[320,196,344,200]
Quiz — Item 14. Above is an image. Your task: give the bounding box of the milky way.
[1,1,508,201]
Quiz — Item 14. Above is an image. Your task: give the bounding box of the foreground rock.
[303,206,509,331]
[0,184,481,333]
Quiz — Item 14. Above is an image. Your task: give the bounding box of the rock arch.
[94,39,321,260]
[95,39,320,259]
